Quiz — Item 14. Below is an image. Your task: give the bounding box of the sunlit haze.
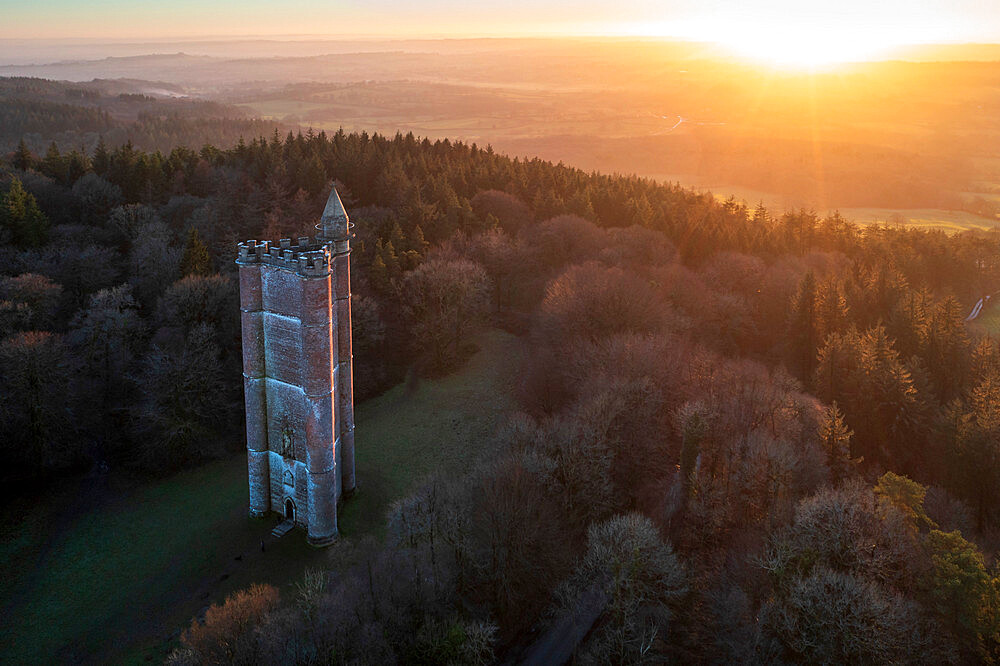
[2,0,998,68]
[610,1,992,68]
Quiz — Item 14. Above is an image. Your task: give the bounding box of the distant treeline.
[0,76,282,153]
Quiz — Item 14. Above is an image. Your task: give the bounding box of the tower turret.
[318,186,351,242]
[322,185,356,496]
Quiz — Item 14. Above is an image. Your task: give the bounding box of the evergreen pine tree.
[92,137,110,175]
[815,279,849,341]
[752,201,772,225]
[971,338,1000,385]
[789,271,819,378]
[568,189,595,220]
[369,252,390,294]
[819,401,856,479]
[922,296,970,402]
[409,224,430,254]
[297,154,327,195]
[380,239,401,280]
[13,139,33,171]
[389,222,407,250]
[179,228,211,277]
[40,142,67,183]
[66,150,90,184]
[629,194,655,227]
[0,177,50,247]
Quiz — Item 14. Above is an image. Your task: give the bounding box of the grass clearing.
[0,458,267,664]
[341,329,525,535]
[0,328,524,665]
[970,300,1000,339]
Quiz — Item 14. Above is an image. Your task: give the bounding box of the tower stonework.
[236,185,356,546]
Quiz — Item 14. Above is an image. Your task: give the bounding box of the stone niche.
[264,381,306,461]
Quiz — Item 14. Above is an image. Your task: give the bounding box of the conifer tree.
[389,222,407,250]
[92,137,110,175]
[12,138,33,171]
[752,201,772,225]
[951,376,1000,530]
[922,296,970,402]
[924,529,993,642]
[819,401,856,479]
[874,471,935,529]
[40,142,67,183]
[888,286,930,359]
[629,194,655,227]
[815,278,849,341]
[567,189,595,220]
[179,228,211,277]
[0,177,49,247]
[65,149,90,184]
[860,326,924,467]
[788,271,819,378]
[816,326,923,469]
[368,253,390,294]
[409,224,430,255]
[380,239,401,279]
[971,338,1000,385]
[297,154,327,195]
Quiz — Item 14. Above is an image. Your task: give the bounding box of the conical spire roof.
[320,185,350,240]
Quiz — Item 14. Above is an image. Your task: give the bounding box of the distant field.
[663,176,1000,232]
[837,207,999,232]
[651,175,804,210]
[970,301,1000,339]
[963,190,1000,205]
[0,328,524,665]
[237,100,330,120]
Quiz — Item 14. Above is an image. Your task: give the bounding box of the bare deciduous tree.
[402,257,489,372]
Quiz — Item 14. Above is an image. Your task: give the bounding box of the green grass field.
[837,207,1000,232]
[970,300,1000,339]
[648,175,1000,233]
[0,329,524,665]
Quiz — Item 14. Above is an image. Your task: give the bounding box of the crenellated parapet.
[237,237,332,277]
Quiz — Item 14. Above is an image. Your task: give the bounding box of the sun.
[611,15,911,71]
[718,27,889,69]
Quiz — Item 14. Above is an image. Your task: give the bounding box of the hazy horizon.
[3,0,1000,67]
[2,35,1000,70]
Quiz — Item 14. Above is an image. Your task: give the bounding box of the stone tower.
[236,185,356,546]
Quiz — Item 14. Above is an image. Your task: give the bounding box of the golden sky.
[1,0,997,66]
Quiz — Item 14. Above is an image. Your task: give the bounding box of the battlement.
[236,237,333,277]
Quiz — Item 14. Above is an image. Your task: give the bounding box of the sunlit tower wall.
[235,185,355,546]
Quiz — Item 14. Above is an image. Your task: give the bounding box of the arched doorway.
[284,498,295,522]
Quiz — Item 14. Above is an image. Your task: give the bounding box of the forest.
[2,123,1000,663]
[0,76,280,155]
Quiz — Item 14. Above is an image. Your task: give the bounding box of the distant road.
[660,115,685,133]
[966,291,1000,321]
[652,114,727,135]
